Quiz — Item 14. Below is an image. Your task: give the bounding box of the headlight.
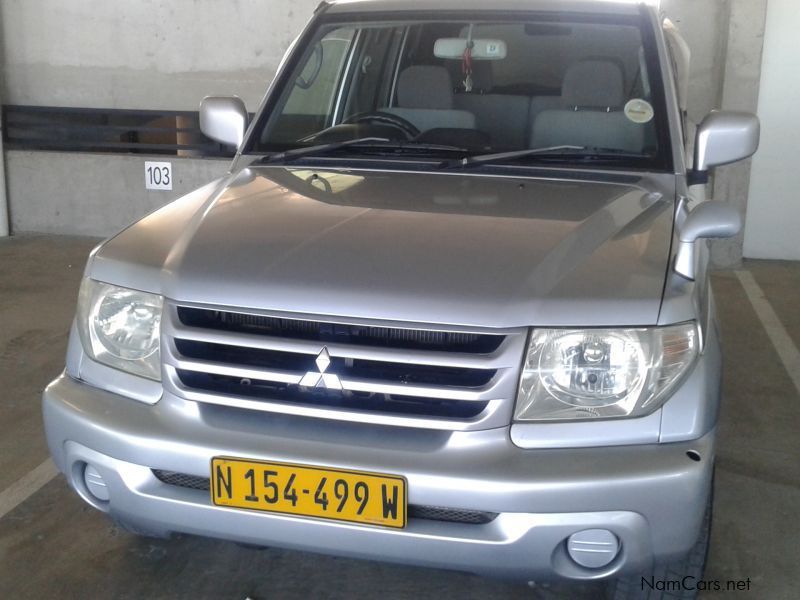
[515,322,698,421]
[77,279,163,380]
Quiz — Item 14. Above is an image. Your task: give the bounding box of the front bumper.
[43,374,714,582]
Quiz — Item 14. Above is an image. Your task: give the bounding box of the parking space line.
[0,459,58,520]
[736,270,800,395]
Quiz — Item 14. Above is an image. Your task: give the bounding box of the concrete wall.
[0,0,743,123]
[0,0,319,236]
[0,0,320,111]
[661,0,730,126]
[6,151,229,236]
[742,0,800,260]
[709,0,769,267]
[663,0,769,268]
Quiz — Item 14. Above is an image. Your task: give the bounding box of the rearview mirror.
[691,111,760,184]
[434,38,508,60]
[199,96,248,148]
[674,201,743,280]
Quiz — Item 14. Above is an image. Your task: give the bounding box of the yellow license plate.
[210,457,407,529]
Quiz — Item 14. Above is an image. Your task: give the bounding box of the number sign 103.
[145,161,173,190]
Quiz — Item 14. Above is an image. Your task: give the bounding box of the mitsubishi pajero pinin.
[43,1,760,597]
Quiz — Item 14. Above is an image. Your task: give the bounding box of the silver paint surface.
[694,110,760,172]
[92,167,676,328]
[199,96,249,148]
[43,374,714,581]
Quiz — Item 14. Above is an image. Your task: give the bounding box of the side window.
[268,28,356,143]
[284,29,355,116]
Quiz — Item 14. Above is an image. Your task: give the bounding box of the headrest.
[397,66,454,109]
[562,60,625,108]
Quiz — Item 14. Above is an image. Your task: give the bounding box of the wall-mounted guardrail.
[1,105,249,157]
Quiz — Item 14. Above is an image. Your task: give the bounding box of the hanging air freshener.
[462,24,475,92]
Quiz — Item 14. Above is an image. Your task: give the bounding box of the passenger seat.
[383,66,476,132]
[530,60,645,152]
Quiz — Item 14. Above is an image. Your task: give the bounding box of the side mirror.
[674,201,742,280]
[690,111,760,184]
[199,96,248,148]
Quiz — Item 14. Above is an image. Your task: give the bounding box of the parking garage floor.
[1,235,798,600]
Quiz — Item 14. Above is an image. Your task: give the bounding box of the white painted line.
[0,459,58,520]
[736,270,800,395]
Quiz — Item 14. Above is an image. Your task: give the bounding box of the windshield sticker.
[486,42,501,57]
[624,99,655,124]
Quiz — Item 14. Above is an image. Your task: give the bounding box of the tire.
[605,488,712,600]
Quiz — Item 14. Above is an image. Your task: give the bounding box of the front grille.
[178,307,504,353]
[164,304,525,429]
[152,470,497,525]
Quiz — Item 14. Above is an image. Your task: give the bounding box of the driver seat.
[383,66,476,133]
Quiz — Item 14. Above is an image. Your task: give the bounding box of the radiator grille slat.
[176,370,489,419]
[175,339,496,388]
[178,307,503,353]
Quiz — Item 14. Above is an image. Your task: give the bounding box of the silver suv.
[43,1,760,597]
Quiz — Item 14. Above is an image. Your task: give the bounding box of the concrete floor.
[1,235,798,599]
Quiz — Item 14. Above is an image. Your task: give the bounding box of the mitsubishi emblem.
[299,347,342,390]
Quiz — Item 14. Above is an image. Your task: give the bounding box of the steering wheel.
[343,112,420,140]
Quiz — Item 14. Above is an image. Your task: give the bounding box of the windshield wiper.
[260,137,392,164]
[442,145,647,169]
[260,139,469,165]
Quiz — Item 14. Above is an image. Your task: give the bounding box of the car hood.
[92,166,676,328]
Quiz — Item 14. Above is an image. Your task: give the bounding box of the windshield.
[249,13,671,170]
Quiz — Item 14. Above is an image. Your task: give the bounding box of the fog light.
[83,465,110,501]
[567,529,620,569]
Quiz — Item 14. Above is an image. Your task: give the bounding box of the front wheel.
[605,487,712,600]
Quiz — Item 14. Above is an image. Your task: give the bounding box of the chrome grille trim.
[167,370,506,430]
[164,346,496,401]
[163,303,527,430]
[174,369,490,418]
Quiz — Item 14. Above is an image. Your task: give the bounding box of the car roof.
[323,0,647,17]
